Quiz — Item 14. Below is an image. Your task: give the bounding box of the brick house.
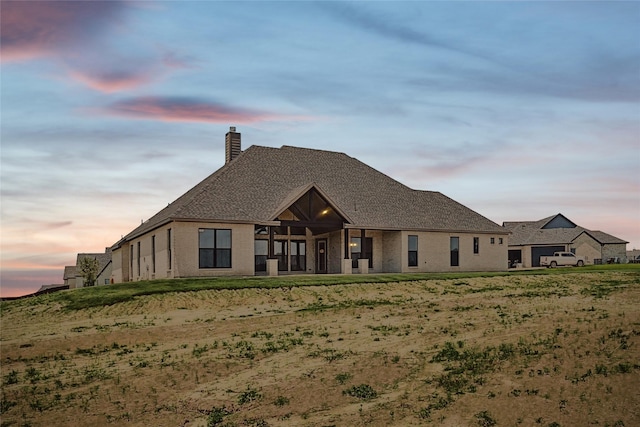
[503,213,628,267]
[110,128,509,282]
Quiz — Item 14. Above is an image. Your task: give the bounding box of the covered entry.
[255,184,351,275]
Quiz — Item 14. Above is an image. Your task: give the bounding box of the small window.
[199,229,232,268]
[450,237,459,267]
[473,237,479,254]
[151,235,156,274]
[490,237,495,245]
[499,238,503,245]
[408,235,418,267]
[167,228,172,270]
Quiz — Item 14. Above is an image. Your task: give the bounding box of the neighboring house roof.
[503,214,628,246]
[63,266,77,280]
[578,230,628,245]
[119,145,506,243]
[76,251,112,277]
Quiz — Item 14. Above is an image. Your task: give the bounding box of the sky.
[1,1,639,297]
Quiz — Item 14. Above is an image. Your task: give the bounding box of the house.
[63,266,77,288]
[503,214,628,267]
[110,127,509,283]
[74,249,113,287]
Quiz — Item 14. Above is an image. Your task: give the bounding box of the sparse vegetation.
[0,266,638,426]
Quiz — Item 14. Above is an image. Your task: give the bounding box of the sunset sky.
[1,1,639,297]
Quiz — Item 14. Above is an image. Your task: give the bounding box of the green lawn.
[5,264,639,311]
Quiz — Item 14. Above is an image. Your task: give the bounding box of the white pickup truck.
[540,252,585,268]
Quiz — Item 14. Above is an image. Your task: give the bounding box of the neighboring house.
[111,128,509,283]
[75,249,113,287]
[63,266,77,288]
[503,214,628,267]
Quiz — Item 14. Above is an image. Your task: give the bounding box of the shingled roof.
[503,214,628,246]
[120,145,506,241]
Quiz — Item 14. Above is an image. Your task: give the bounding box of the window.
[199,229,231,268]
[450,237,459,267]
[291,241,306,271]
[473,237,480,254]
[408,235,418,267]
[254,225,268,235]
[167,228,172,270]
[130,244,134,277]
[151,235,156,274]
[491,237,495,245]
[351,237,373,268]
[499,238,503,245]
[254,240,268,272]
[104,279,109,285]
[137,241,141,275]
[274,240,288,271]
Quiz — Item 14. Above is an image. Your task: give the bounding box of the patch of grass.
[238,386,262,405]
[343,384,378,400]
[475,410,497,427]
[335,372,352,384]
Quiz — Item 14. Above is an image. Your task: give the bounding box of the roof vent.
[225,126,241,164]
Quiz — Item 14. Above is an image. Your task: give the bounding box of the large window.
[290,241,306,271]
[351,237,373,268]
[199,229,231,268]
[450,237,459,267]
[255,240,268,272]
[408,235,418,267]
[274,240,288,271]
[473,237,480,254]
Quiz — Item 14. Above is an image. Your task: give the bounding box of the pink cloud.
[0,0,126,63]
[68,69,157,93]
[100,97,311,124]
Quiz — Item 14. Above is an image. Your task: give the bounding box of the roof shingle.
[121,145,506,241]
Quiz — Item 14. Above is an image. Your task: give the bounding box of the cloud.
[67,68,158,93]
[99,97,312,124]
[0,0,127,63]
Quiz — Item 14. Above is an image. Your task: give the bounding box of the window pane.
[408,251,418,267]
[298,241,305,255]
[450,237,459,251]
[255,240,268,256]
[408,235,418,251]
[199,229,215,248]
[216,249,231,268]
[216,230,231,248]
[199,249,214,268]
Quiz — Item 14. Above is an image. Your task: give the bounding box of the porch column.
[342,228,352,274]
[344,228,350,260]
[267,226,278,276]
[358,228,369,274]
[268,226,275,259]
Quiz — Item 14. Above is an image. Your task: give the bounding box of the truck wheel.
[550,261,557,268]
[577,260,584,267]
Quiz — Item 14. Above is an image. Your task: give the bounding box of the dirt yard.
[1,271,639,426]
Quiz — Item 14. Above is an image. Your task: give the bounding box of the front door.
[316,239,328,274]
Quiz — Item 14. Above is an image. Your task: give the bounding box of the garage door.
[531,246,565,267]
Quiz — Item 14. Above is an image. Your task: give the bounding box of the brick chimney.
[225,126,241,164]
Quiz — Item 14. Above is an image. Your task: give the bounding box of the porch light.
[320,208,330,215]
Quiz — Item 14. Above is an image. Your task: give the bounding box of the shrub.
[343,384,377,400]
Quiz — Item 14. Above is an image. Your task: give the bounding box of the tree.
[78,257,100,287]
